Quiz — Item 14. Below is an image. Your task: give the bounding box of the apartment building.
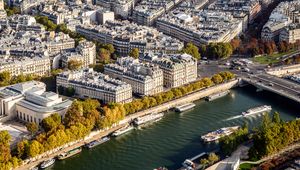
[280,23,300,43]
[56,68,133,103]
[140,53,197,88]
[76,20,183,55]
[157,10,243,45]
[104,57,163,96]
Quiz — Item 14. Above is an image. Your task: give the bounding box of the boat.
[174,103,196,112]
[57,147,82,160]
[242,105,272,116]
[85,137,110,149]
[112,125,134,137]
[206,90,230,101]
[201,126,240,142]
[40,158,55,169]
[182,159,195,169]
[133,113,164,126]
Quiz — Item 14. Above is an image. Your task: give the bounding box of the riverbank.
[16,79,239,170]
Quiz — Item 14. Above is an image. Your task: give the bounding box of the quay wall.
[266,64,300,77]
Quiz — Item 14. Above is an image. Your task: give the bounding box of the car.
[268,83,274,86]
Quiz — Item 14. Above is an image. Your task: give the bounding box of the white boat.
[206,90,230,101]
[174,103,196,112]
[133,113,164,126]
[182,159,195,169]
[85,137,110,149]
[40,158,55,169]
[201,126,240,142]
[112,125,134,137]
[242,105,272,116]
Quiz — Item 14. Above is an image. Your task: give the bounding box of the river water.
[51,86,299,170]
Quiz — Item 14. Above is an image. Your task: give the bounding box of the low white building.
[0,81,72,124]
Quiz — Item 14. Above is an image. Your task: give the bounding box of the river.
[51,86,299,170]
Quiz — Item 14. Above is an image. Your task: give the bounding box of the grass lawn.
[239,163,257,170]
[252,50,296,65]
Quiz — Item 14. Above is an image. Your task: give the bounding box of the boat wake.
[224,115,243,121]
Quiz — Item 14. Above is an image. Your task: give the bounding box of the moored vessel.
[242,105,272,116]
[112,125,134,137]
[57,147,82,160]
[206,90,230,101]
[85,137,110,149]
[133,113,164,126]
[40,158,55,169]
[174,103,196,112]
[201,126,240,142]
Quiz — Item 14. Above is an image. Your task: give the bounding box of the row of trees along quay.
[0,71,235,170]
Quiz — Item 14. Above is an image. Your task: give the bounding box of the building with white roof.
[56,68,133,103]
[0,81,72,124]
[76,20,183,55]
[140,53,197,88]
[157,10,243,45]
[104,57,163,96]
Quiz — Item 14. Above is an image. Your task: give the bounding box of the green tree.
[98,48,111,63]
[67,59,82,70]
[28,140,44,157]
[65,87,75,97]
[103,44,115,54]
[200,158,209,165]
[182,43,201,60]
[129,48,139,59]
[16,140,29,159]
[41,113,62,132]
[208,153,219,163]
[211,74,223,84]
[26,122,39,136]
[0,71,11,87]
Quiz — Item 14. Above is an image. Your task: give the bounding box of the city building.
[53,40,96,69]
[76,20,183,55]
[6,0,44,13]
[0,81,72,123]
[0,15,45,32]
[56,68,132,103]
[132,0,183,26]
[262,0,300,41]
[0,55,51,77]
[208,0,262,24]
[157,10,243,45]
[140,53,197,88]
[0,0,6,19]
[280,23,300,43]
[104,57,163,96]
[97,10,115,24]
[96,0,136,19]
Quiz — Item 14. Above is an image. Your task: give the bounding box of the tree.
[99,48,111,63]
[211,74,223,84]
[67,59,82,70]
[200,158,209,165]
[26,122,38,136]
[41,113,62,132]
[65,87,75,97]
[16,140,29,159]
[207,43,233,59]
[28,140,44,157]
[0,71,11,87]
[103,44,115,54]
[230,38,241,51]
[129,48,139,59]
[182,43,201,59]
[208,153,219,163]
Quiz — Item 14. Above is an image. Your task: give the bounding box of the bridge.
[242,73,300,103]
